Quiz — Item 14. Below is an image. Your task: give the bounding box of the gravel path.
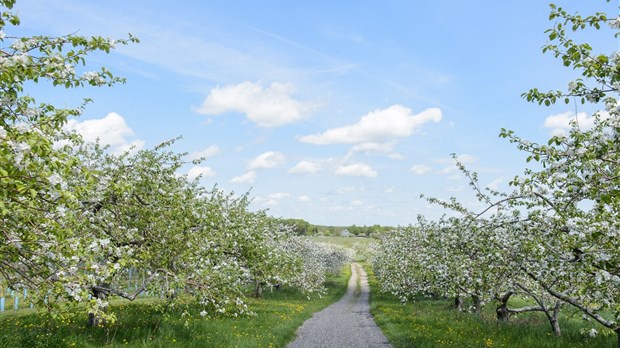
[288,263,392,348]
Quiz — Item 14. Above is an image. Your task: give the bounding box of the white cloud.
[193,81,313,127]
[268,192,291,200]
[189,145,220,160]
[300,105,442,144]
[247,151,286,170]
[486,178,503,191]
[350,200,363,206]
[334,163,378,177]
[65,112,144,154]
[230,171,256,184]
[187,166,216,180]
[384,186,395,193]
[297,195,311,202]
[115,140,147,155]
[542,111,597,136]
[335,186,364,194]
[329,205,350,212]
[410,164,432,175]
[347,141,404,160]
[254,192,291,207]
[288,160,321,174]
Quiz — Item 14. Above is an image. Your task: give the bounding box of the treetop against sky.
[10,0,618,225]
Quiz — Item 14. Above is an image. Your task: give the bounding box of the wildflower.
[589,328,598,337]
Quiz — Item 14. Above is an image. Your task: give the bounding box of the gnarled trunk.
[496,291,513,322]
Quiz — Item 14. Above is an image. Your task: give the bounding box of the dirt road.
[288,263,392,348]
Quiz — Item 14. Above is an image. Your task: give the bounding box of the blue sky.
[12,0,618,226]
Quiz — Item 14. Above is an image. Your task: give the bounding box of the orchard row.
[373,2,620,343]
[0,0,351,326]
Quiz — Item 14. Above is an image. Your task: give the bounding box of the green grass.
[0,267,350,348]
[365,266,617,348]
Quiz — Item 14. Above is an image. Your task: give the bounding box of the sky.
[10,0,619,226]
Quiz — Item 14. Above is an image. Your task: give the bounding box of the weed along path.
[288,263,391,348]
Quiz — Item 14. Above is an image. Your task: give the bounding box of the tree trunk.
[496,303,509,322]
[454,295,463,310]
[88,286,108,327]
[543,300,562,336]
[472,295,481,313]
[254,280,263,298]
[496,292,513,322]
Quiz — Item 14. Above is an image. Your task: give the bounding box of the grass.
[365,266,617,348]
[0,267,350,348]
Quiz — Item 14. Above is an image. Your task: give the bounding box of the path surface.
[288,263,392,348]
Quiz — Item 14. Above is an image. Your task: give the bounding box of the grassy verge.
[365,266,616,348]
[0,267,350,348]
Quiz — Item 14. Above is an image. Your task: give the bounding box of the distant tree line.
[275,218,394,237]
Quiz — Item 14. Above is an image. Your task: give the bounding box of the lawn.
[0,267,350,348]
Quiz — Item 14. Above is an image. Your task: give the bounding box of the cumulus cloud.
[300,105,442,144]
[335,186,364,194]
[193,81,313,127]
[409,164,432,175]
[297,195,311,202]
[255,192,291,207]
[230,171,256,184]
[288,160,321,174]
[347,141,404,160]
[64,112,144,154]
[247,151,286,170]
[187,166,216,180]
[334,163,378,177]
[542,111,598,136]
[189,145,221,160]
[269,192,291,200]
